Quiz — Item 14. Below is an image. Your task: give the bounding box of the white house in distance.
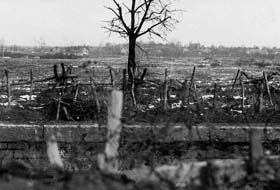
[77,47,89,56]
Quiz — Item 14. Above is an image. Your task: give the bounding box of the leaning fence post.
[182,79,188,104]
[232,69,240,92]
[4,70,11,107]
[29,69,33,103]
[98,90,123,173]
[188,66,196,104]
[56,95,61,121]
[163,68,169,110]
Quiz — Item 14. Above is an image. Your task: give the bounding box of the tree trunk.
[128,36,136,80]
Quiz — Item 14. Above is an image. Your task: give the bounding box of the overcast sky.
[0,0,280,47]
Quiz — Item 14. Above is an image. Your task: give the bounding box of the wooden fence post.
[182,79,188,104]
[140,68,147,81]
[4,70,11,107]
[188,66,196,104]
[90,77,100,114]
[56,95,61,121]
[258,83,264,113]
[163,68,169,110]
[109,68,115,87]
[232,69,240,92]
[263,72,273,106]
[98,90,123,173]
[29,69,33,103]
[213,83,217,109]
[241,81,245,113]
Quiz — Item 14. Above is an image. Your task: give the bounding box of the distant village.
[1,42,280,61]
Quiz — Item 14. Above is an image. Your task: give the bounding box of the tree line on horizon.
[2,42,280,59]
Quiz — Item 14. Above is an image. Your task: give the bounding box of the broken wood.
[188,66,196,104]
[56,94,62,121]
[90,77,100,114]
[180,79,188,104]
[241,81,245,113]
[163,68,169,110]
[29,69,33,103]
[73,84,79,102]
[258,83,264,113]
[213,83,217,109]
[231,69,240,92]
[98,90,123,173]
[62,106,75,121]
[109,68,115,87]
[140,68,147,81]
[263,72,273,106]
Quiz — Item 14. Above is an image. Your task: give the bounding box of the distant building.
[76,47,89,56]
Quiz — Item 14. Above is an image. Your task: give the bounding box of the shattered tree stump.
[98,90,123,173]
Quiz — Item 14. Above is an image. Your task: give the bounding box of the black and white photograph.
[0,0,279,189]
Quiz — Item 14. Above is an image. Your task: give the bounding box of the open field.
[0,56,279,124]
[0,57,280,189]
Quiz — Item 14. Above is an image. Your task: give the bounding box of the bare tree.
[104,0,180,79]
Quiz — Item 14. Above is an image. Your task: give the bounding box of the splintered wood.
[46,135,64,168]
[98,90,123,173]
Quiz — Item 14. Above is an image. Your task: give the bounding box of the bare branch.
[105,0,130,34]
[137,15,173,38]
[135,0,152,35]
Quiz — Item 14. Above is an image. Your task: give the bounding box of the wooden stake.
[258,83,264,113]
[213,83,217,109]
[73,84,79,102]
[241,81,245,113]
[140,68,147,81]
[109,68,115,87]
[182,79,188,104]
[263,72,273,106]
[98,90,123,173]
[4,70,11,107]
[163,68,169,110]
[56,95,61,121]
[188,66,196,104]
[232,69,240,92]
[29,69,33,103]
[90,77,100,114]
